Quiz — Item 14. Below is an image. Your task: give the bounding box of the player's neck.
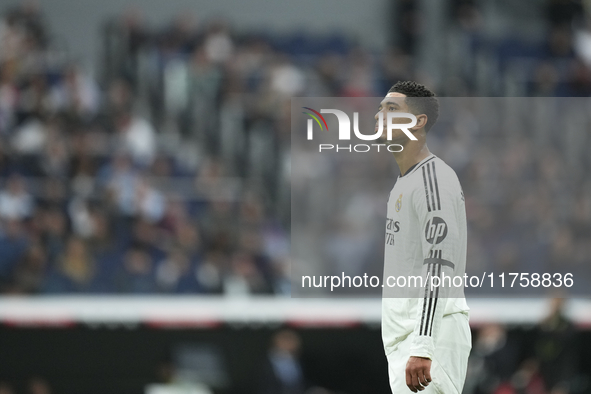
[393,143,432,177]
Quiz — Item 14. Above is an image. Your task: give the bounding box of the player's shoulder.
[407,155,462,195]
[407,154,458,180]
[431,156,461,185]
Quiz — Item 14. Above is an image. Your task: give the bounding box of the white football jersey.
[382,154,470,360]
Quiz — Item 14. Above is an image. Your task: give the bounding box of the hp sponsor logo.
[425,217,448,244]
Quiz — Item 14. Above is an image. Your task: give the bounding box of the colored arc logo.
[302,107,329,131]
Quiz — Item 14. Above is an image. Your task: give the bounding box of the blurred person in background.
[114,245,156,293]
[155,247,198,293]
[259,329,306,394]
[114,108,156,167]
[99,152,139,216]
[195,248,225,294]
[464,324,521,394]
[0,174,34,220]
[171,220,203,262]
[48,64,100,118]
[11,241,47,294]
[41,207,68,263]
[43,236,99,293]
[0,219,29,290]
[39,137,69,179]
[224,248,273,295]
[532,298,579,394]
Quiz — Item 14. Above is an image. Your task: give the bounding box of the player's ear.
[411,114,428,131]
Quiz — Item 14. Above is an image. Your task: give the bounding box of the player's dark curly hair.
[388,81,439,133]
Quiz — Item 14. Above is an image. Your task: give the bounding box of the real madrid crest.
[395,194,403,212]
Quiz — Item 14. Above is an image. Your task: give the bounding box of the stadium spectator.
[464,324,521,394]
[114,109,157,166]
[43,236,99,293]
[49,65,100,117]
[533,298,579,393]
[258,329,306,394]
[155,247,198,293]
[0,174,34,220]
[114,246,157,293]
[12,241,47,294]
[0,219,29,289]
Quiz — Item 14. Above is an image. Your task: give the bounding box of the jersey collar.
[399,154,435,178]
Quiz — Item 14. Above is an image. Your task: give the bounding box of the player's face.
[375,92,412,144]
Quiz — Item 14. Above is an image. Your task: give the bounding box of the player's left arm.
[406,164,465,392]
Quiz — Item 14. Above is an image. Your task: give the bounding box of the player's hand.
[405,356,432,392]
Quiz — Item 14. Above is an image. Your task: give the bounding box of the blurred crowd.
[0,3,294,295]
